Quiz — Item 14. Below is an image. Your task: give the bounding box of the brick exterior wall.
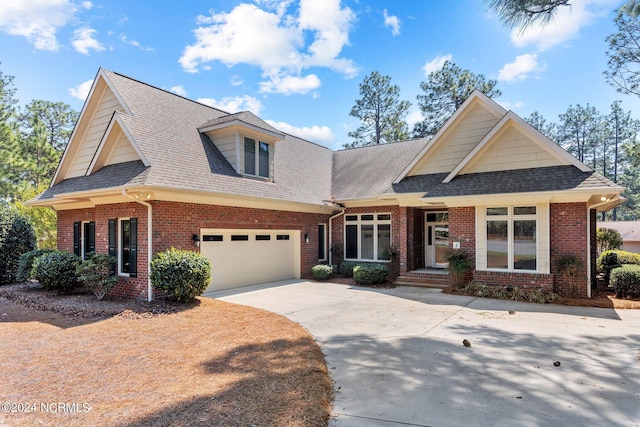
[58,201,332,300]
[550,202,590,297]
[58,200,594,299]
[436,203,590,296]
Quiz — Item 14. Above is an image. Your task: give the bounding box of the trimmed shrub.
[77,253,118,300]
[597,227,622,254]
[31,251,81,292]
[597,250,640,284]
[339,261,359,278]
[0,207,37,285]
[150,248,211,302]
[610,264,640,298]
[17,249,54,282]
[444,250,473,290]
[353,264,389,285]
[311,264,333,281]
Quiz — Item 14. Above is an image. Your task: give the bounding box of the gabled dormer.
[199,112,285,181]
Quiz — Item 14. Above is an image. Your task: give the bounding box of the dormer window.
[244,137,269,178]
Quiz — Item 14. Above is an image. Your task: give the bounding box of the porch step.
[394,270,449,289]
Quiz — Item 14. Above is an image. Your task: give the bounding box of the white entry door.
[425,212,449,268]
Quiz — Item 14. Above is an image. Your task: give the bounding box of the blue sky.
[0,0,637,149]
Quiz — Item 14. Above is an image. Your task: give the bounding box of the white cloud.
[266,119,335,145]
[0,0,77,50]
[259,73,320,95]
[170,85,187,97]
[230,75,243,86]
[510,0,618,51]
[68,79,94,100]
[498,100,525,111]
[422,54,452,76]
[383,9,400,36]
[498,53,547,83]
[72,27,105,55]
[119,34,154,51]
[196,95,264,115]
[81,1,92,9]
[179,0,357,94]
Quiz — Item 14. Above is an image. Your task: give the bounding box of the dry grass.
[0,285,333,427]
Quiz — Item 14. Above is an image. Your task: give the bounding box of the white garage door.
[200,229,300,292]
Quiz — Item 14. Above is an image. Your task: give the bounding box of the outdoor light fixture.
[304,233,310,243]
[192,234,200,248]
[601,196,608,202]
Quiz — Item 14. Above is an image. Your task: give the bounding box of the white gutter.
[122,189,153,302]
[328,209,345,266]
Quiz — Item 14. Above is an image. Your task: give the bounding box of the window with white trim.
[344,214,391,261]
[318,223,327,261]
[485,206,537,271]
[244,137,269,178]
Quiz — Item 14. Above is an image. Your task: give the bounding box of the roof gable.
[395,90,506,182]
[88,113,148,174]
[53,69,129,184]
[444,112,590,183]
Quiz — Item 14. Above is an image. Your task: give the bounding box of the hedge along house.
[29,69,624,301]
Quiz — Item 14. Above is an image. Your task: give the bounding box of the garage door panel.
[201,230,299,292]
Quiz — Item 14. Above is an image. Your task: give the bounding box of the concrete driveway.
[207,281,640,426]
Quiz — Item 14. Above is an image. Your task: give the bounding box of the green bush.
[353,264,389,285]
[610,264,640,298]
[597,250,640,284]
[150,248,211,302]
[31,251,81,292]
[17,249,54,282]
[311,264,333,281]
[0,207,37,285]
[339,261,359,277]
[77,253,118,300]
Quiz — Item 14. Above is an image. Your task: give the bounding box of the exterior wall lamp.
[304,233,310,243]
[192,234,200,248]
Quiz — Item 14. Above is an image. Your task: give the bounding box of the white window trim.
[344,213,392,262]
[482,206,538,273]
[243,137,270,178]
[81,220,91,259]
[318,223,327,262]
[118,217,131,277]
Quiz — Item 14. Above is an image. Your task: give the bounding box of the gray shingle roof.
[388,166,620,198]
[331,138,428,199]
[38,70,621,209]
[41,70,334,206]
[199,111,284,136]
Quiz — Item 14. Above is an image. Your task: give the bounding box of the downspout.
[328,209,345,266]
[122,189,153,302]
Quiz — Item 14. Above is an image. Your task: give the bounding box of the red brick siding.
[59,202,331,299]
[550,202,589,297]
[473,271,554,291]
[447,207,475,286]
[447,203,590,296]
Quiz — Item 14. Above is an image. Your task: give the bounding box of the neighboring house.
[598,221,640,253]
[28,69,624,300]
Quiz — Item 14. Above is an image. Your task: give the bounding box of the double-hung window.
[244,137,269,178]
[344,214,391,261]
[485,206,537,271]
[73,221,95,259]
[109,218,138,277]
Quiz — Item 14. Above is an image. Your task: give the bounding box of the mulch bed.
[0,283,333,427]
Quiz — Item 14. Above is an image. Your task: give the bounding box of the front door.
[425,212,449,268]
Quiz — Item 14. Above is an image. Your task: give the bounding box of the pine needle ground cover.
[0,285,333,427]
